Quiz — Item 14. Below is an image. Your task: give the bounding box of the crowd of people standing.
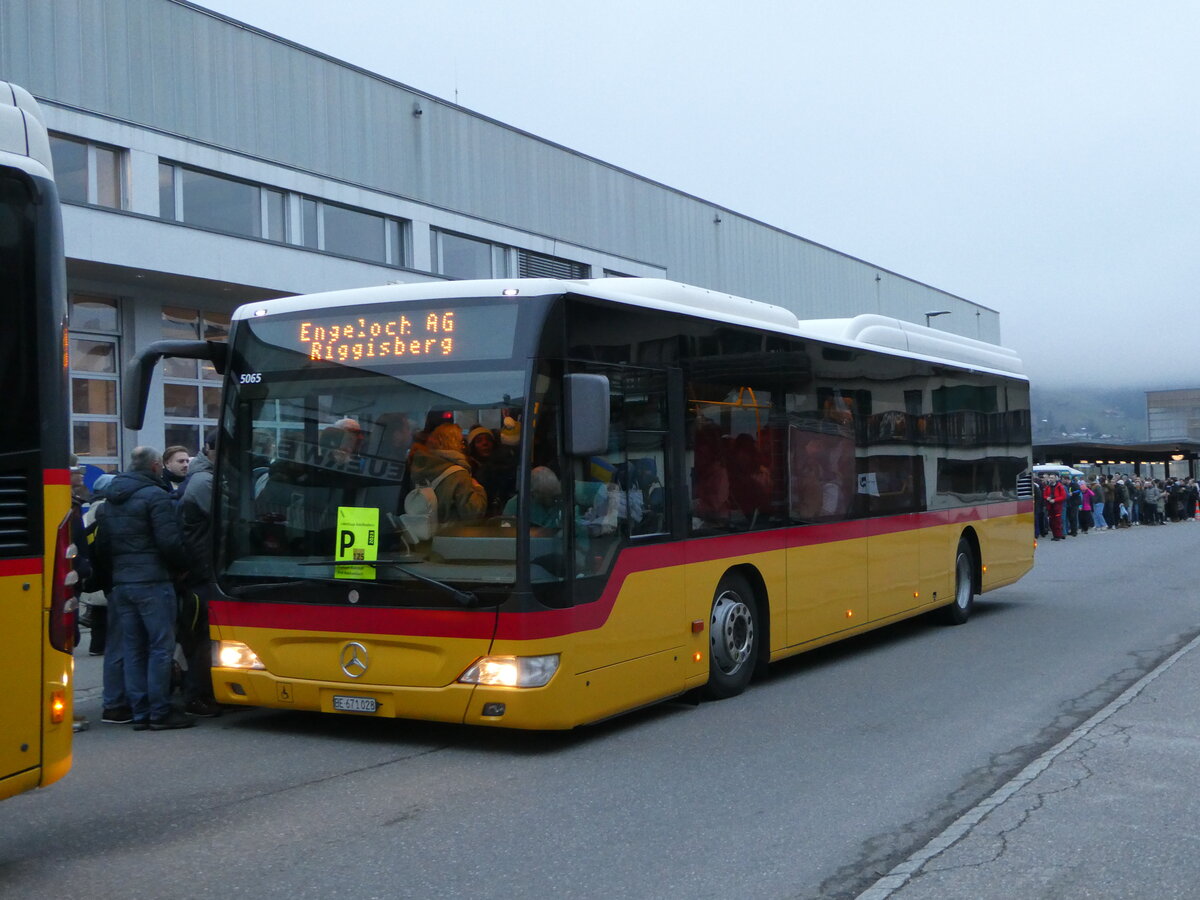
[1036,472,1200,540]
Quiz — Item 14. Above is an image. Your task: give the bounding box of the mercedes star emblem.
[340,641,369,678]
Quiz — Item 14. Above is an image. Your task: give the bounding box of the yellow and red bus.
[126,278,1033,729]
[0,82,74,798]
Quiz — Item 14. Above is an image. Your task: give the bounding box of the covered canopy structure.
[1033,440,1200,479]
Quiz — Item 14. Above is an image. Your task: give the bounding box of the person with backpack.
[1115,477,1132,527]
[466,425,517,517]
[407,423,487,526]
[1033,475,1048,538]
[177,429,222,718]
[1042,474,1067,541]
[1065,476,1082,536]
[83,474,131,724]
[1142,479,1162,525]
[1101,475,1117,528]
[92,446,194,730]
[1089,478,1106,530]
[1078,478,1096,533]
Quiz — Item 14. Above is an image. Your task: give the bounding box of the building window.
[49,134,124,209]
[161,306,229,453]
[159,162,286,242]
[68,294,122,470]
[265,189,286,242]
[158,162,408,265]
[181,168,260,235]
[431,230,511,279]
[301,197,319,249]
[518,249,588,279]
[299,196,406,266]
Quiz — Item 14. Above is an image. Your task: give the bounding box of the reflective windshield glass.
[217,332,532,605]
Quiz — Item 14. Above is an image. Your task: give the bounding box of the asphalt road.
[3,521,1198,899]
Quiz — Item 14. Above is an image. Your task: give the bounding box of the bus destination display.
[258,303,520,365]
[300,312,456,361]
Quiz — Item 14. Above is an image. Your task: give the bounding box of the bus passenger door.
[566,365,685,708]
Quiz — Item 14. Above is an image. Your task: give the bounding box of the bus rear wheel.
[940,538,976,626]
[703,573,758,699]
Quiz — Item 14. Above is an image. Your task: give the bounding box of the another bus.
[0,82,74,798]
[126,278,1034,730]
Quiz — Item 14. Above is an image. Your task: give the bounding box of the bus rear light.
[50,689,66,724]
[215,641,266,670]
[458,654,559,688]
[692,651,702,663]
[48,513,77,654]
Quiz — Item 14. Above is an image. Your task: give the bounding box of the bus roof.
[235,277,1026,378]
[0,81,53,179]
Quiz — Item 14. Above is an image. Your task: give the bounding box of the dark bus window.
[0,175,39,455]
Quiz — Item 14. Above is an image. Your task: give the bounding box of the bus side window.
[688,381,782,533]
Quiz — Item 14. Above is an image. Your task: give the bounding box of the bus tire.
[940,538,976,626]
[703,573,758,699]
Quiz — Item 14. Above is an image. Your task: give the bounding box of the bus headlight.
[215,641,266,670]
[458,654,560,688]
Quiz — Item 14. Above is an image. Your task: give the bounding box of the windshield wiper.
[226,575,381,597]
[298,559,484,607]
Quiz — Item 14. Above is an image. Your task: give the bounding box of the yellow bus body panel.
[211,509,1032,730]
[0,572,44,791]
[0,479,74,798]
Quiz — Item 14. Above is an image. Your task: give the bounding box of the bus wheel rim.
[955,552,972,609]
[711,591,754,675]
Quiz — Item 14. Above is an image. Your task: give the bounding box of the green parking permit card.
[335,507,379,580]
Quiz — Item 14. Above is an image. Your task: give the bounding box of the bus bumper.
[211,666,641,731]
[212,666,479,726]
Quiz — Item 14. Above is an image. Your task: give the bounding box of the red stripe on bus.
[0,557,42,577]
[492,501,1032,639]
[44,468,71,485]
[211,502,1032,642]
[209,600,496,639]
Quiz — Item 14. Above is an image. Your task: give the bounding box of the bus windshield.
[217,362,533,606]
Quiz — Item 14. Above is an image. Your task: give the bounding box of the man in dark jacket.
[178,429,221,717]
[94,446,194,730]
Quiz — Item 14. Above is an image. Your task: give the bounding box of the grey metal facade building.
[0,0,1002,468]
[1147,390,1200,443]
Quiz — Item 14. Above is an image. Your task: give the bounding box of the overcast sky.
[189,0,1200,390]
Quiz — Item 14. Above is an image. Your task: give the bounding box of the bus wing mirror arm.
[122,339,229,430]
[564,373,610,457]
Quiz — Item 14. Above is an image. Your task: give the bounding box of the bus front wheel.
[704,573,758,699]
[940,538,976,626]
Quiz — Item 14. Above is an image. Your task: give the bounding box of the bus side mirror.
[564,374,610,457]
[122,339,228,431]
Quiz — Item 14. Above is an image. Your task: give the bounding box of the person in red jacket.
[1042,473,1068,541]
